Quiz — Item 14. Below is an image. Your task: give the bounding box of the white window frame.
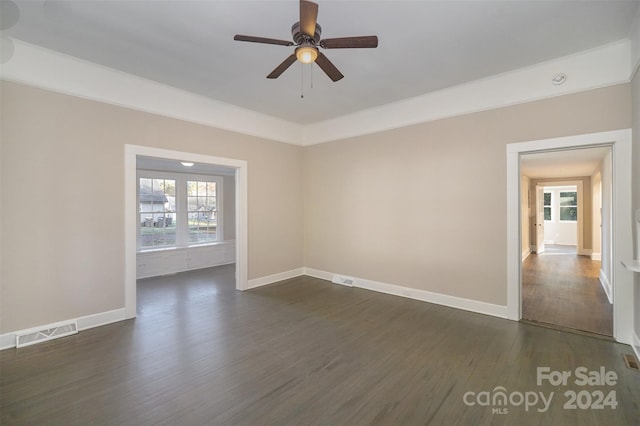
[137,170,223,252]
[543,191,552,222]
[558,190,578,222]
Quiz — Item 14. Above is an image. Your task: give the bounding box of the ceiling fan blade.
[300,0,319,37]
[315,52,344,82]
[234,35,294,46]
[267,54,298,79]
[320,36,378,49]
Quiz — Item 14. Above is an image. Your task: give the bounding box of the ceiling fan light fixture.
[295,45,318,64]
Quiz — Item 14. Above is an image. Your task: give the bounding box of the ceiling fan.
[233,0,378,82]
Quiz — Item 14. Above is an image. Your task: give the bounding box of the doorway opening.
[124,145,248,320]
[520,149,611,336]
[506,129,633,345]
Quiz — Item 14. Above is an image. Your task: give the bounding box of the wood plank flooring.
[2,265,639,425]
[522,247,612,336]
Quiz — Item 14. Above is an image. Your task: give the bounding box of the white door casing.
[124,145,249,320]
[535,185,545,254]
[506,129,633,344]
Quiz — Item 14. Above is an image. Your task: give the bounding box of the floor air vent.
[623,354,639,371]
[332,275,355,287]
[16,321,78,348]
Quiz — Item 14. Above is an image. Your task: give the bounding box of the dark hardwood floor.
[2,265,639,425]
[522,246,613,336]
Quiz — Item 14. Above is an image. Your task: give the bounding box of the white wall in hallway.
[543,186,578,246]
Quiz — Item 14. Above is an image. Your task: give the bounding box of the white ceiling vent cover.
[16,320,78,348]
[332,275,355,287]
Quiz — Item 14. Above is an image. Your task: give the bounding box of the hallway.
[522,245,612,336]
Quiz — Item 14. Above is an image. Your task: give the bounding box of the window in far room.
[137,172,222,251]
[543,191,552,221]
[139,177,176,249]
[188,180,218,244]
[559,191,578,221]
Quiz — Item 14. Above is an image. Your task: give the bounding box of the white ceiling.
[2,0,639,124]
[520,146,610,179]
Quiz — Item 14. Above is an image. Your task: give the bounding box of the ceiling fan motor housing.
[291,22,322,45]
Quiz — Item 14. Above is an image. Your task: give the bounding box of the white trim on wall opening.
[506,129,633,345]
[125,145,248,319]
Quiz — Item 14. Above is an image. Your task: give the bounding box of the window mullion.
[176,175,189,247]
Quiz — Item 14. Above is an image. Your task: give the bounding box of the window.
[188,180,218,244]
[559,191,577,221]
[543,192,551,221]
[139,177,176,248]
[137,172,222,251]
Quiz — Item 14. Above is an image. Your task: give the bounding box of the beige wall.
[223,174,236,241]
[0,81,304,333]
[591,171,602,256]
[528,177,593,251]
[304,84,631,306]
[0,80,634,334]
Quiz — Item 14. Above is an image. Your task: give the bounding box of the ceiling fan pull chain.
[300,63,304,98]
[311,63,314,89]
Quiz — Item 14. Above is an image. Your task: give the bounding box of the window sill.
[137,240,233,254]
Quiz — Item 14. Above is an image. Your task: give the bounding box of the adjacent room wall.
[0,81,304,333]
[303,84,631,306]
[591,171,602,259]
[520,175,530,259]
[223,175,236,241]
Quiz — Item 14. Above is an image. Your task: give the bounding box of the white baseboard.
[578,248,592,256]
[591,252,602,261]
[1,308,126,351]
[0,333,16,351]
[522,249,531,261]
[599,269,613,304]
[304,268,508,319]
[303,267,333,281]
[76,309,127,330]
[246,267,304,290]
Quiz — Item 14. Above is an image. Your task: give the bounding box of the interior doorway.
[519,147,612,336]
[506,129,633,345]
[124,145,248,320]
